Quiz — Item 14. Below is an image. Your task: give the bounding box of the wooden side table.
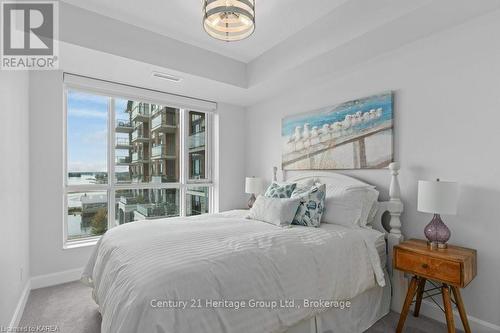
[393,239,477,333]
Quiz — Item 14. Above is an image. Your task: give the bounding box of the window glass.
[65,86,212,243]
[115,188,180,225]
[67,90,108,185]
[67,191,108,239]
[114,100,180,184]
[188,111,207,180]
[186,187,209,216]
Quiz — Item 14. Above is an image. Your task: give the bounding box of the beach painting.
[282,92,393,170]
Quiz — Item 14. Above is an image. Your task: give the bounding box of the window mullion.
[108,97,116,230]
[179,109,187,217]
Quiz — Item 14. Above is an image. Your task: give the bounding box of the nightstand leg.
[413,278,426,317]
[396,276,419,333]
[451,286,471,333]
[442,284,456,333]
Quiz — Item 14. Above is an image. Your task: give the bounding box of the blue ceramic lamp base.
[424,214,451,249]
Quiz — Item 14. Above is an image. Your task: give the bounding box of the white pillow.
[321,185,379,228]
[360,188,379,227]
[366,201,380,226]
[247,195,302,227]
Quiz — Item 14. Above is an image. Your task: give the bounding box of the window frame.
[62,80,215,249]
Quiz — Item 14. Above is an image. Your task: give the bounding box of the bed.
[82,163,405,333]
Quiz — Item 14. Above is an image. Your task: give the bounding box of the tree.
[91,208,108,235]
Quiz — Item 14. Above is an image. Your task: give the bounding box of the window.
[64,81,214,245]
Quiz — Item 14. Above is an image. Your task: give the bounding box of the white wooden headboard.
[280,163,407,311]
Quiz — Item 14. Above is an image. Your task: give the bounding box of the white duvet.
[83,210,385,333]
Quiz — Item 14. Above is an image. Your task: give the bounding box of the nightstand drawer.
[394,249,461,285]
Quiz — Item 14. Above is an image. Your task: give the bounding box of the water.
[67,177,106,239]
[282,92,393,137]
[68,214,91,239]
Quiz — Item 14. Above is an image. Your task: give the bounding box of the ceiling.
[60,0,349,63]
[58,0,500,106]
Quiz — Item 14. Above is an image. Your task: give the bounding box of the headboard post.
[388,162,403,235]
[386,162,406,312]
[273,166,278,182]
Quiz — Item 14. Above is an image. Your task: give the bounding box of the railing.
[119,196,138,205]
[152,114,177,129]
[132,130,148,141]
[131,104,150,120]
[116,156,131,164]
[189,132,205,149]
[152,144,175,158]
[132,152,142,162]
[116,119,132,128]
[137,203,164,218]
[116,137,131,146]
[151,105,162,116]
[152,175,176,183]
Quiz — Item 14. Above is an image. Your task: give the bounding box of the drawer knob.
[421,263,429,269]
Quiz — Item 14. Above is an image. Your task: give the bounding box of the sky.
[67,90,129,173]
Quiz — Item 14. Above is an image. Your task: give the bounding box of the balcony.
[116,119,133,133]
[151,175,177,183]
[132,152,148,163]
[151,114,177,133]
[189,132,205,151]
[115,156,131,165]
[135,203,179,219]
[150,105,162,116]
[115,137,132,149]
[131,130,149,143]
[131,104,150,122]
[151,145,176,160]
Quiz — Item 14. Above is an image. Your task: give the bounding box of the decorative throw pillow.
[246,195,302,227]
[290,184,326,227]
[264,182,297,198]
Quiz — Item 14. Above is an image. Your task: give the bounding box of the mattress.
[83,210,386,333]
[319,223,387,268]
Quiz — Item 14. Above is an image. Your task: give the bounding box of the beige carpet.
[20,281,453,333]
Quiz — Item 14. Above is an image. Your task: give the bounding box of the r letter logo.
[1,1,58,70]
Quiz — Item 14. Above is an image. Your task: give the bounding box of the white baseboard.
[9,281,31,328]
[30,267,83,290]
[415,300,500,333]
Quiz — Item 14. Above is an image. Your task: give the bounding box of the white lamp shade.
[245,177,263,194]
[418,180,459,215]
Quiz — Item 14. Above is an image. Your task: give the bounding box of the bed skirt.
[285,268,391,333]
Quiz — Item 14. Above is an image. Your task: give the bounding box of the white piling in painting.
[283,104,387,154]
[310,126,320,145]
[321,124,331,142]
[303,123,311,148]
[332,122,343,138]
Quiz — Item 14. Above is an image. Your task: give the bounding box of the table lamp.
[245,177,263,208]
[418,179,459,249]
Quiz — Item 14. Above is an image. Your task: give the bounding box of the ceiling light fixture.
[203,0,255,42]
[152,71,182,82]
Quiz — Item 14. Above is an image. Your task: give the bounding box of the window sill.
[63,237,100,250]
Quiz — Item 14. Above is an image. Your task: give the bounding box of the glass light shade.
[418,180,459,215]
[203,0,255,42]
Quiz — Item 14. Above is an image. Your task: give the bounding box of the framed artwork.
[282,92,393,170]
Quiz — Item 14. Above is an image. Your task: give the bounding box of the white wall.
[29,69,247,278]
[245,11,500,328]
[58,3,247,88]
[0,72,30,325]
[216,103,247,211]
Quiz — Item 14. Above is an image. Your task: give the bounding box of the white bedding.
[82,210,385,333]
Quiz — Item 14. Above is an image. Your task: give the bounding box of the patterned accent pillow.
[291,184,326,227]
[264,182,297,198]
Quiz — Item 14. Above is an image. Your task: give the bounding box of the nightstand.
[393,239,477,333]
